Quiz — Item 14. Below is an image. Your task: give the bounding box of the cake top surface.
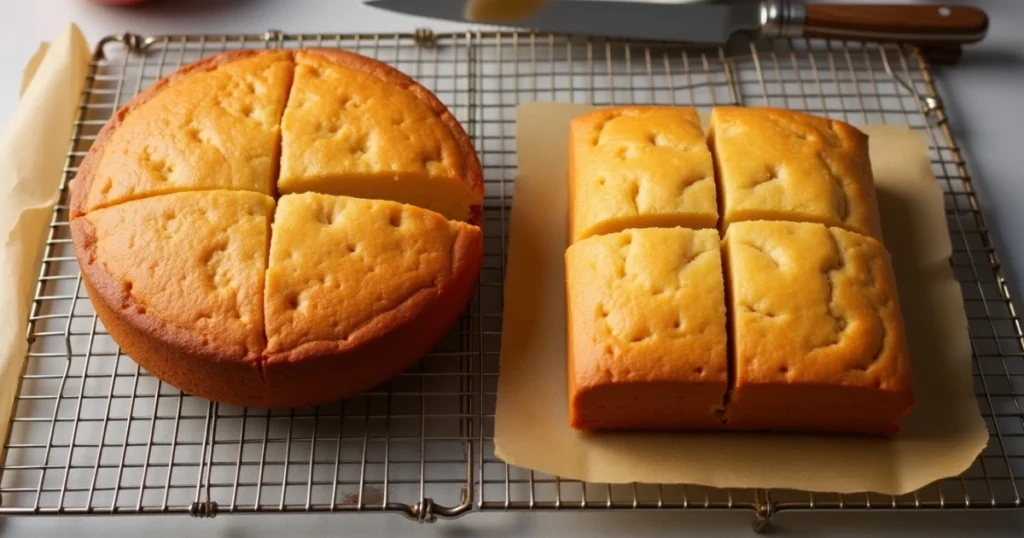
[566,227,728,386]
[569,106,718,241]
[264,192,480,355]
[725,220,911,393]
[75,190,274,358]
[277,50,482,212]
[711,107,883,239]
[72,50,294,218]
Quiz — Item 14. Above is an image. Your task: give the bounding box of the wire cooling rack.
[1,30,1022,532]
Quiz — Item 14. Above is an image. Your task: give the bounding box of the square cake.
[710,107,883,240]
[566,227,729,431]
[569,106,718,242]
[723,220,913,434]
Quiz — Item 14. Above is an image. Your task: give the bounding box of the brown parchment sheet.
[493,102,988,495]
[0,25,90,461]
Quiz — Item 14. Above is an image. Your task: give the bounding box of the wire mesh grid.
[0,30,1022,530]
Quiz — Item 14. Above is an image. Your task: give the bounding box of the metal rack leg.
[752,490,775,533]
[752,511,772,534]
[412,498,436,523]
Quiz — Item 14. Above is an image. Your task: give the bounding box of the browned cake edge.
[298,48,485,225]
[722,224,914,436]
[70,216,267,407]
[564,106,911,435]
[260,223,484,408]
[564,225,729,432]
[726,384,914,436]
[70,49,486,408]
[69,49,295,220]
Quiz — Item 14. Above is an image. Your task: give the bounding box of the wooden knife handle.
[802,4,989,45]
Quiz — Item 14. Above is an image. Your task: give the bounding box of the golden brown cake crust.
[563,105,912,435]
[71,200,270,406]
[295,49,484,224]
[68,49,485,408]
[711,107,883,240]
[262,195,483,407]
[723,220,914,434]
[73,190,480,409]
[568,106,718,242]
[73,216,248,361]
[566,227,728,431]
[262,226,481,407]
[70,50,293,220]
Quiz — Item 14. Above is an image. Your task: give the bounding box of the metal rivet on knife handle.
[759,0,807,40]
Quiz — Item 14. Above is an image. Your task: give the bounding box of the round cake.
[70,49,484,408]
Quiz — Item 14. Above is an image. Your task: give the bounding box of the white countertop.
[1,0,1023,536]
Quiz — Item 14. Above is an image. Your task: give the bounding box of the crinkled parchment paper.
[494,102,988,495]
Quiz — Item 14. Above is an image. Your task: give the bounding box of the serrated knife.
[365,0,989,46]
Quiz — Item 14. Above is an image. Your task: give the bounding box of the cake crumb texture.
[76,190,274,355]
[74,51,294,217]
[70,49,487,408]
[264,192,480,353]
[566,227,729,431]
[711,107,883,239]
[723,220,913,434]
[278,50,483,222]
[260,192,482,407]
[569,106,718,242]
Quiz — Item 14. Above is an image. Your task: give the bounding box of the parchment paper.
[494,102,988,495]
[0,25,91,460]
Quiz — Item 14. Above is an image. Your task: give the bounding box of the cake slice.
[723,220,913,435]
[569,106,718,243]
[262,193,483,407]
[566,227,729,431]
[71,50,294,218]
[709,107,883,240]
[70,190,274,405]
[278,50,483,223]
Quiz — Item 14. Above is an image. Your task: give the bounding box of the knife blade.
[365,0,989,46]
[367,0,759,44]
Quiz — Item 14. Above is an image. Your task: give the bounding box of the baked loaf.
[723,221,913,434]
[566,227,728,431]
[262,193,483,408]
[709,107,883,240]
[569,107,718,242]
[70,49,484,408]
[71,50,294,219]
[71,191,274,405]
[566,106,914,435]
[279,50,484,223]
